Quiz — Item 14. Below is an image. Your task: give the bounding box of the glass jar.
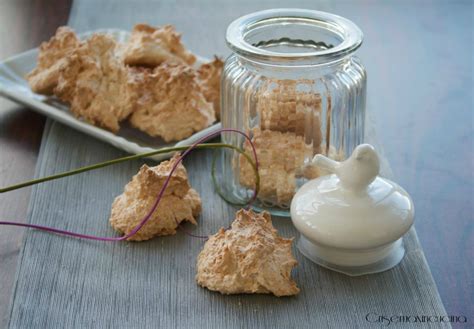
[220,9,366,216]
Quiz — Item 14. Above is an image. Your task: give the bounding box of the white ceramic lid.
[291,144,415,250]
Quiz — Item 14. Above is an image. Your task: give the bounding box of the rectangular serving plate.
[0,29,221,161]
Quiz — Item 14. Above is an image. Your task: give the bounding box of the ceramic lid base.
[250,204,290,217]
[298,236,405,276]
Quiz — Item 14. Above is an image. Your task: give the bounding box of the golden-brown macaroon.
[238,128,315,206]
[257,80,322,139]
[123,24,196,67]
[54,34,136,132]
[197,57,224,120]
[109,154,202,241]
[129,63,215,142]
[26,26,80,95]
[196,209,300,297]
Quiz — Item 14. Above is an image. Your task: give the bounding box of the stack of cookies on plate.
[27,24,223,142]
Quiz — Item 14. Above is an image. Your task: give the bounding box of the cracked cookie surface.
[196,209,299,297]
[109,154,202,241]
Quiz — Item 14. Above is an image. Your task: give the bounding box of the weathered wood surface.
[8,121,449,328]
[5,0,473,328]
[0,1,72,327]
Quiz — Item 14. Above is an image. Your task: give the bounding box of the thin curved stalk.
[0,143,259,194]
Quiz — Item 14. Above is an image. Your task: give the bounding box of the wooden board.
[0,1,72,327]
[8,121,449,328]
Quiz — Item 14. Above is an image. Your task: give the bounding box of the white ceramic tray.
[0,29,221,161]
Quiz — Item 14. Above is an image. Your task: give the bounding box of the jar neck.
[232,53,355,78]
[226,9,363,67]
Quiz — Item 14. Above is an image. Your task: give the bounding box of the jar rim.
[226,8,363,65]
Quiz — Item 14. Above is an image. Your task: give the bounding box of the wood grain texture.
[0,1,72,328]
[8,121,450,329]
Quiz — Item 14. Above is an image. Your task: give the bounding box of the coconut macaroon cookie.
[196,209,300,297]
[54,34,138,132]
[257,79,322,137]
[27,24,221,136]
[123,24,196,67]
[130,63,215,142]
[26,26,80,95]
[109,154,202,241]
[238,128,316,206]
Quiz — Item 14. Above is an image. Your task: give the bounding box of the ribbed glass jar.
[220,9,366,216]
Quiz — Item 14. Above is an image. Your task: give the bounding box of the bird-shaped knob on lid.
[290,144,415,276]
[313,144,380,191]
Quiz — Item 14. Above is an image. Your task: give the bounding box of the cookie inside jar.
[238,79,344,209]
